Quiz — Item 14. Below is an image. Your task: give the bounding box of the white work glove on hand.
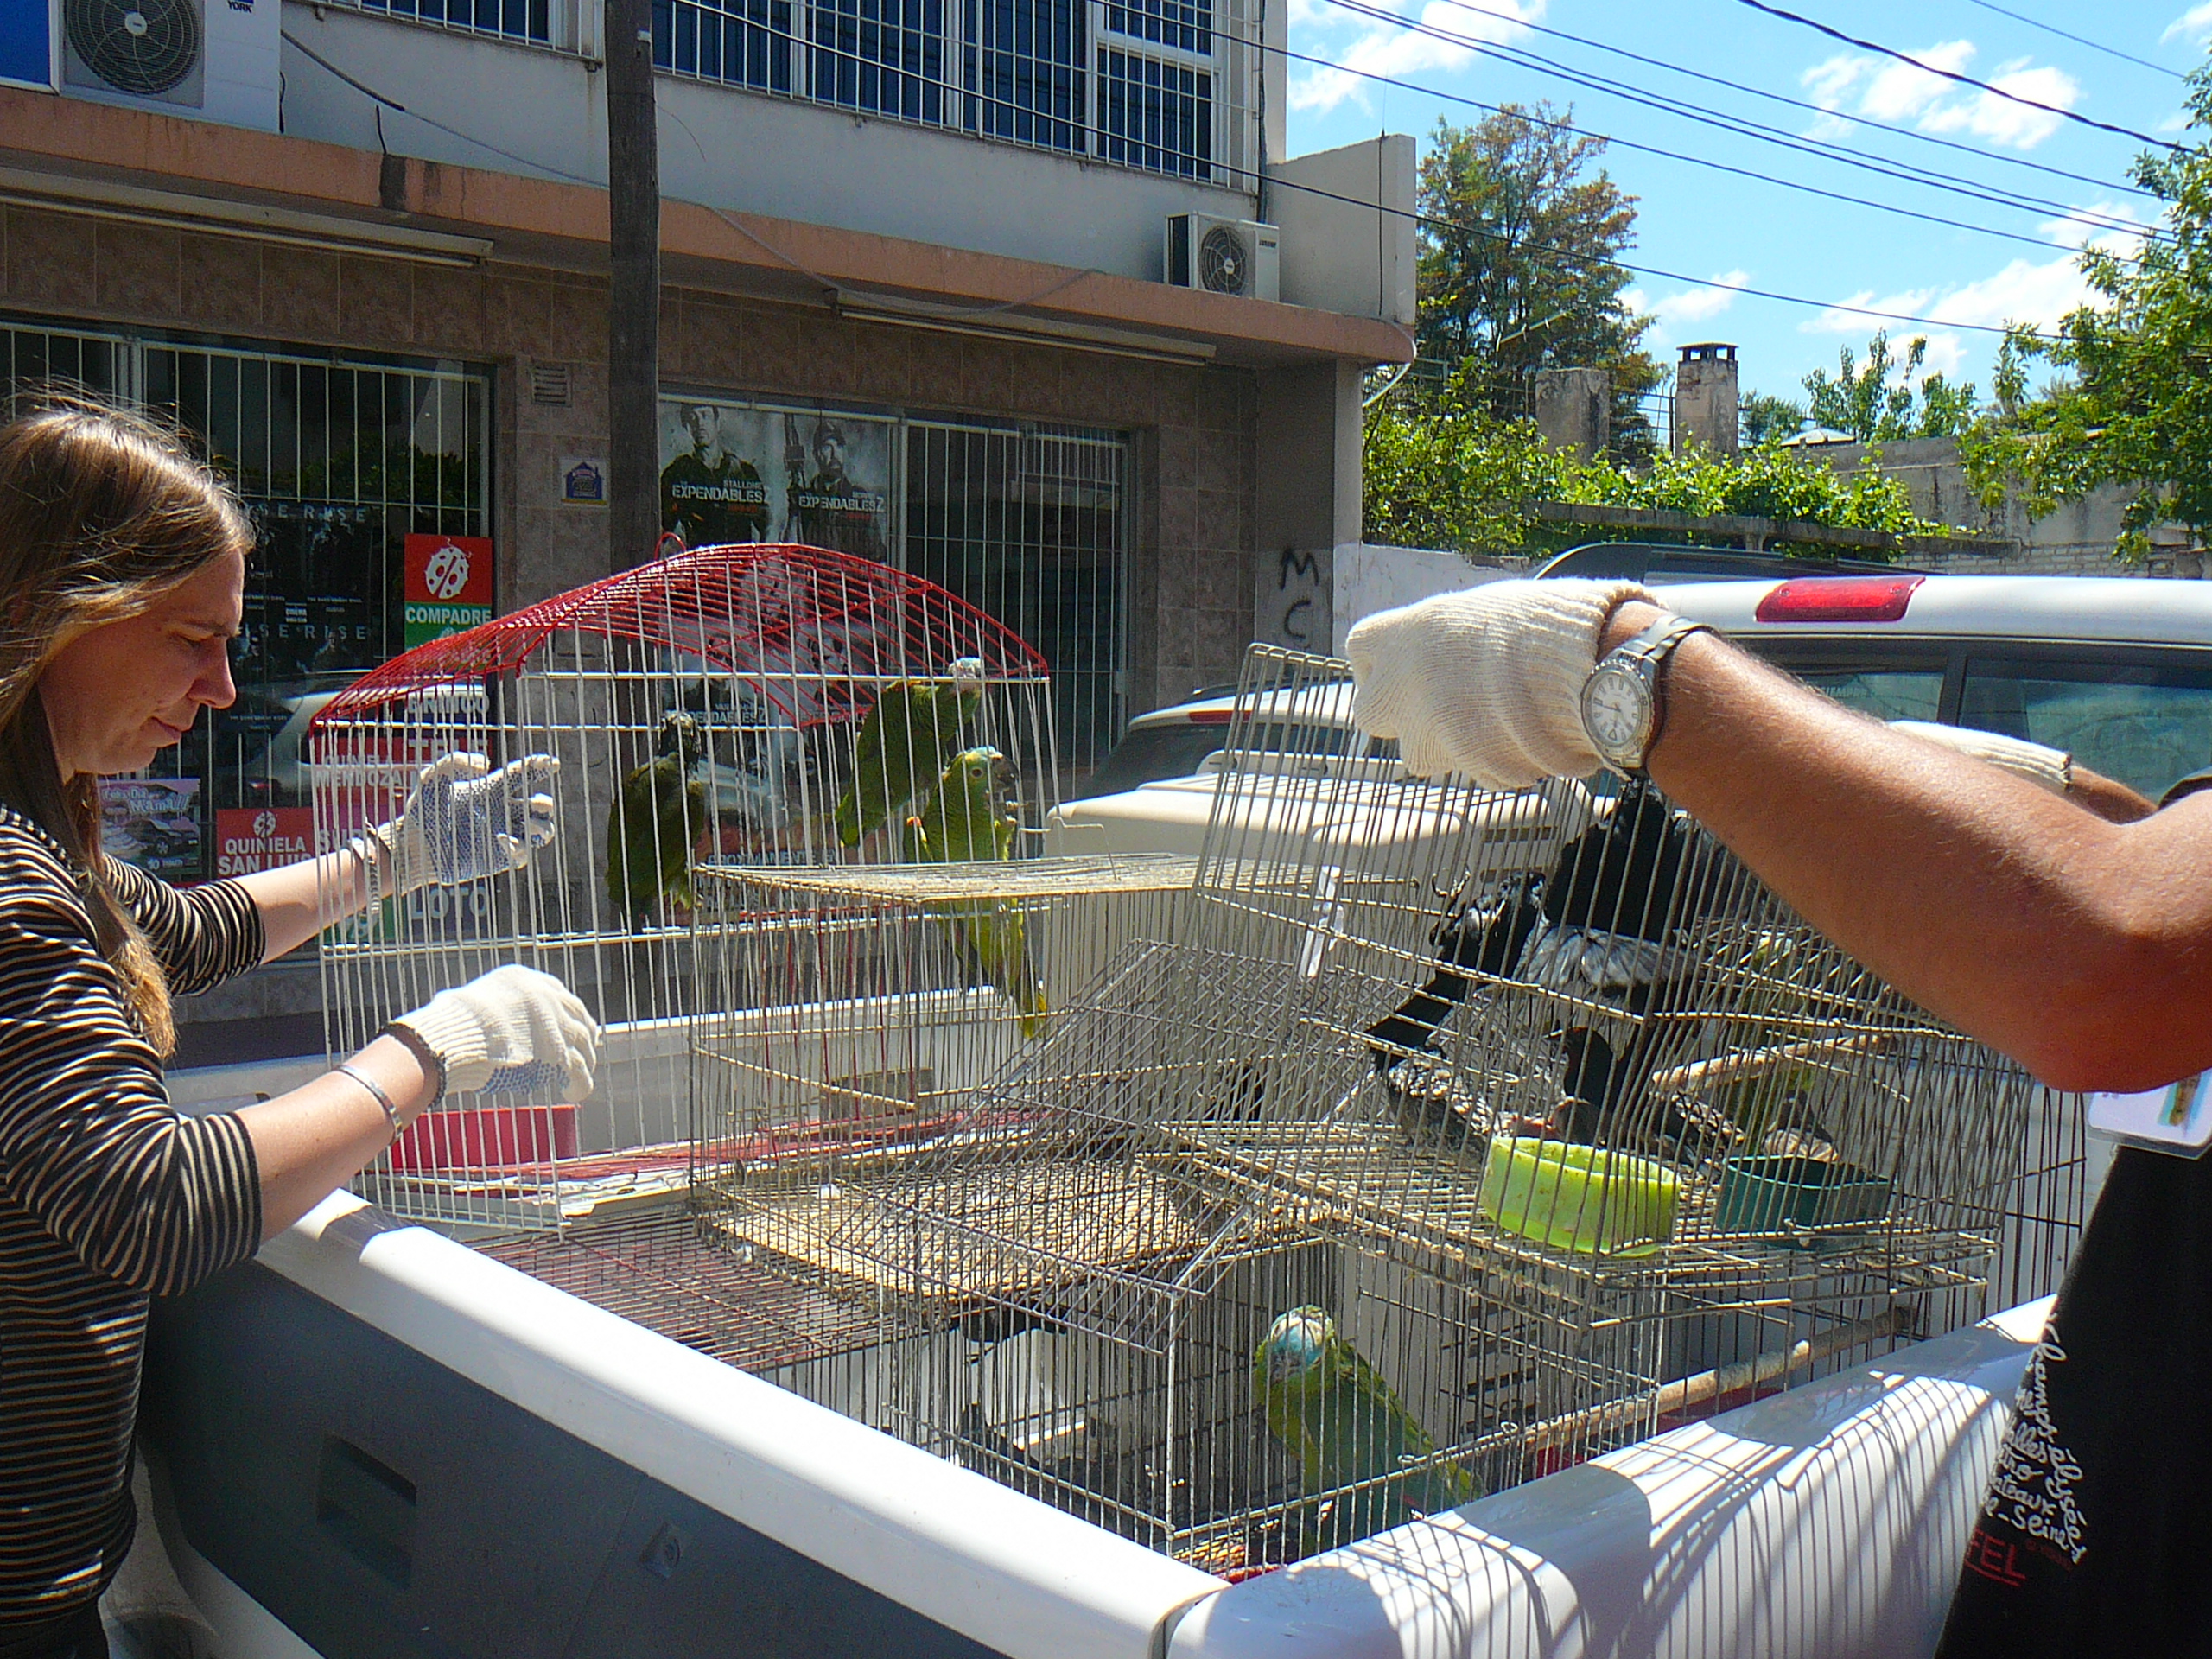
[363,753,560,893]
[1890,720,2072,795]
[1346,578,1657,788]
[389,964,601,1103]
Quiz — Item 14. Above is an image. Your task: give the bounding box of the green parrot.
[606,711,709,920]
[1253,1306,1477,1557]
[831,657,985,848]
[902,746,1047,1039]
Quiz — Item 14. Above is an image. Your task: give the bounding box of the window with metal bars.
[809,0,944,118]
[1101,0,1207,57]
[0,317,492,880]
[963,0,1084,152]
[654,0,794,91]
[353,0,552,45]
[905,420,1128,783]
[1095,46,1211,179]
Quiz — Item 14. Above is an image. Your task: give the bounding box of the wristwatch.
[1580,614,1712,778]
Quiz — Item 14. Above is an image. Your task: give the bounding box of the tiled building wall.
[0,204,1258,706]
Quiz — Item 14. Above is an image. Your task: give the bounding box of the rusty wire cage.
[308,543,1056,1230]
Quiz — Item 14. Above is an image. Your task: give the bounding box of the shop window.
[0,319,491,885]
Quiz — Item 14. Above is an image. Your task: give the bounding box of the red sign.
[404,534,494,606]
[215,807,318,877]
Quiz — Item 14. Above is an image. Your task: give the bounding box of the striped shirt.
[0,807,264,1628]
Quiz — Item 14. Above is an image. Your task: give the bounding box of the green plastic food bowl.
[1478,1138,1681,1256]
[1714,1154,1891,1246]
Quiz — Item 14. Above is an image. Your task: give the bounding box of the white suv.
[1051,572,2212,855]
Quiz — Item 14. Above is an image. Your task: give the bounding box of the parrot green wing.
[906,749,1048,1039]
[834,678,981,848]
[608,753,707,920]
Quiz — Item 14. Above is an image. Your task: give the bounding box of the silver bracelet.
[335,1062,404,1141]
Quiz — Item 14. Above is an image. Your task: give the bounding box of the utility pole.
[605,0,660,571]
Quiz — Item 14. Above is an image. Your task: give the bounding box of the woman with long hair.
[0,399,595,1658]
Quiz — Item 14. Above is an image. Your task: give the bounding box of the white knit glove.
[1346,579,1657,788]
[1891,721,2071,795]
[361,753,560,893]
[389,964,601,1102]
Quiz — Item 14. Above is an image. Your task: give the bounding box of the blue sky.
[1283,0,2206,411]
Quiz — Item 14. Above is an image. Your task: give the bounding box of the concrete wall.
[1811,435,2173,576]
[1252,361,1358,657]
[1267,135,1417,327]
[1330,543,1510,656]
[279,3,1259,285]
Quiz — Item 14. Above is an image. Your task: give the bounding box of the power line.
[1964,0,2187,80]
[1416,0,2160,199]
[289,22,2069,345]
[1315,0,2162,245]
[1234,158,2059,342]
[1732,0,2183,150]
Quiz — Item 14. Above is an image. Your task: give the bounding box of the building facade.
[0,0,1410,1057]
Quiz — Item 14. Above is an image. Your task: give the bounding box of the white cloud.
[1627,270,1751,347]
[1797,39,2079,150]
[1802,202,2152,353]
[2164,1,2212,43]
[1288,0,1542,114]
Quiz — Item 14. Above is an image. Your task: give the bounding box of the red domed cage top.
[313,543,1051,734]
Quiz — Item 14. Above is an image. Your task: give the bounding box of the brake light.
[1186,709,1234,724]
[1754,575,1923,624]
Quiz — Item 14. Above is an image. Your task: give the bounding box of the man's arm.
[1611,600,2211,1092]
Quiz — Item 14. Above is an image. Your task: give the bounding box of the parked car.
[1056,572,2212,856]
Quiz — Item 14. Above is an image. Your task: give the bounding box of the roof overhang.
[0,87,1414,369]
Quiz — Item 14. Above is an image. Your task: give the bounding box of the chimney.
[1673,342,1739,455]
[1534,368,1611,461]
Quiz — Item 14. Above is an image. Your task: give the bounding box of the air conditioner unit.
[1164,213,1281,302]
[59,0,280,131]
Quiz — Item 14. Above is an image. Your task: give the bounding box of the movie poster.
[99,778,203,880]
[657,398,894,559]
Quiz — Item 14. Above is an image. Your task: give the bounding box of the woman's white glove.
[388,964,601,1102]
[1891,720,2071,795]
[1346,578,1656,788]
[363,753,560,893]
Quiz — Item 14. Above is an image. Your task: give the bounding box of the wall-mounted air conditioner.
[59,0,280,131]
[1164,213,1281,302]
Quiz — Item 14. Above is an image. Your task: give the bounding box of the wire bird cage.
[655,642,2059,1571]
[308,543,1055,1230]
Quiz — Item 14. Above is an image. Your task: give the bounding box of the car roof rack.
[1534,541,1931,584]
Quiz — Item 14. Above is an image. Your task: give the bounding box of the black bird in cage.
[1367,783,1726,1151]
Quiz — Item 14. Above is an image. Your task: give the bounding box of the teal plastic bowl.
[1715,1155,1891,1246]
[1478,1138,1680,1256]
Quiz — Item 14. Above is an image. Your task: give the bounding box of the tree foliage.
[1363,371,1939,559]
[1739,393,1807,448]
[1416,106,1662,454]
[1960,72,2212,559]
[1801,331,1978,442]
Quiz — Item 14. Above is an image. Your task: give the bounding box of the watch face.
[1582,663,1651,759]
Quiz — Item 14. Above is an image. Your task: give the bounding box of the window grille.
[1102,0,1207,57]
[645,0,1235,183]
[964,0,1084,151]
[810,0,944,118]
[354,0,553,46]
[1095,45,1210,178]
[905,419,1128,784]
[0,316,492,879]
[657,0,794,89]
